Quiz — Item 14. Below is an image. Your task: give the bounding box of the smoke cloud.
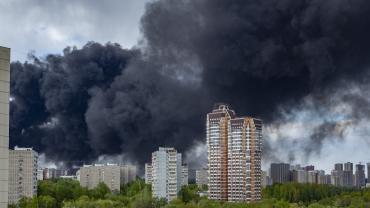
[10,0,370,169]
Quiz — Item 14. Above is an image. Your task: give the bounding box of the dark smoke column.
[207,104,263,202]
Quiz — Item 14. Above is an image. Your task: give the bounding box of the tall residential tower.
[150,147,184,201]
[0,46,10,208]
[207,104,263,202]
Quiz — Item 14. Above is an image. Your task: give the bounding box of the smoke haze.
[9,0,370,169]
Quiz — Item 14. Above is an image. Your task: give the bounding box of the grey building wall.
[270,163,290,184]
[120,165,137,184]
[0,46,10,208]
[79,164,121,192]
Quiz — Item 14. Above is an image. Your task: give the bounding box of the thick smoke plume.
[10,0,370,168]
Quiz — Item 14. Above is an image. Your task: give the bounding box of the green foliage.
[12,179,370,208]
[263,183,355,204]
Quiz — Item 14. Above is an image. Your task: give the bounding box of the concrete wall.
[0,46,10,208]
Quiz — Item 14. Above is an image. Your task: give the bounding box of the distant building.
[307,170,318,184]
[60,175,77,180]
[207,104,262,202]
[151,147,183,201]
[0,46,10,208]
[181,165,188,186]
[335,163,344,171]
[367,163,370,186]
[355,164,366,188]
[331,170,343,187]
[42,168,69,180]
[305,165,315,171]
[120,165,137,184]
[78,164,120,192]
[292,168,308,184]
[145,163,153,184]
[261,171,272,188]
[195,168,208,187]
[343,162,354,187]
[37,168,44,180]
[8,147,38,204]
[270,163,290,184]
[318,171,331,185]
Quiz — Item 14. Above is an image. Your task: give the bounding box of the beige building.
[78,164,120,192]
[8,147,38,204]
[120,165,137,184]
[0,46,10,208]
[207,104,263,202]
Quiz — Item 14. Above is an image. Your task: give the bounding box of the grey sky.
[0,0,150,61]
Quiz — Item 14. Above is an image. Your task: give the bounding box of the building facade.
[181,165,188,186]
[120,165,137,184]
[0,46,10,208]
[78,164,120,192]
[145,163,153,184]
[151,147,183,201]
[195,168,208,187]
[270,163,290,184]
[207,104,262,202]
[355,164,366,188]
[42,168,69,180]
[8,147,38,204]
[227,117,262,202]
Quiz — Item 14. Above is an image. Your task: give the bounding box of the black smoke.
[10,0,370,166]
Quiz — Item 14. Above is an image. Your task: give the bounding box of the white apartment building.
[151,147,183,201]
[78,164,120,192]
[0,46,10,208]
[196,168,209,187]
[207,104,263,202]
[145,163,153,184]
[8,147,38,204]
[120,165,137,184]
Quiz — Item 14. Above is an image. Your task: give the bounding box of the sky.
[3,0,370,176]
[0,0,150,62]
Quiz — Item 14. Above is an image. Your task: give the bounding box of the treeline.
[9,179,157,208]
[263,183,355,204]
[9,179,370,208]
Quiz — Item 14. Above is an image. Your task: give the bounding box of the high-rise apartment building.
[270,163,290,184]
[331,170,343,187]
[145,163,153,184]
[8,147,38,204]
[0,46,10,208]
[78,164,120,191]
[305,165,315,171]
[181,165,188,186]
[207,103,235,201]
[151,147,183,201]
[307,170,318,184]
[227,117,262,202]
[355,164,366,188]
[195,168,209,187]
[207,103,262,202]
[335,163,344,171]
[120,165,137,184]
[343,162,354,187]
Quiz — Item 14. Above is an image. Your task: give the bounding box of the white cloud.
[0,0,151,61]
